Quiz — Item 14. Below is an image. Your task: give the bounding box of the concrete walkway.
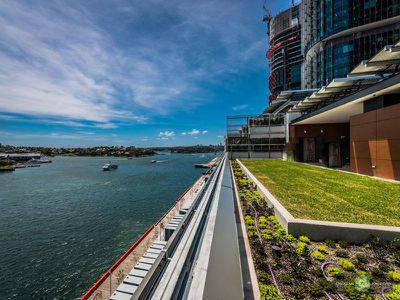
[203,160,244,300]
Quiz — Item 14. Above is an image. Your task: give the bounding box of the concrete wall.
[228,151,282,160]
[350,103,400,181]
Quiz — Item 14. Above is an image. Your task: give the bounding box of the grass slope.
[240,159,400,227]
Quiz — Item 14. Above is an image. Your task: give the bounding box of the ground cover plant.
[231,160,400,299]
[240,159,400,227]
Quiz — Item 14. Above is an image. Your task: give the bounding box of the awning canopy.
[290,75,385,112]
[348,41,400,77]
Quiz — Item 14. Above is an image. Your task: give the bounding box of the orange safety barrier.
[80,185,192,300]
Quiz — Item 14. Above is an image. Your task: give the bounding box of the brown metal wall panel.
[350,103,400,181]
[350,123,377,142]
[377,119,400,140]
[377,102,400,121]
[351,141,377,160]
[376,139,400,161]
[350,109,377,126]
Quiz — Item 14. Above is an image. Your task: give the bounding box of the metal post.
[109,270,112,296]
[268,114,271,158]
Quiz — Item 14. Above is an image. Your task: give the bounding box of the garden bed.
[232,161,400,299]
[239,159,400,227]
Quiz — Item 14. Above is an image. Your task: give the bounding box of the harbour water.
[0,153,214,299]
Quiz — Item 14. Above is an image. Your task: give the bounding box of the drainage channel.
[126,154,227,300]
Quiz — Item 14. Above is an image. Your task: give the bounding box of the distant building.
[0,153,41,162]
[265,3,302,104]
[302,0,400,89]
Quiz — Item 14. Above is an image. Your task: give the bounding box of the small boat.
[102,163,118,171]
[151,160,157,163]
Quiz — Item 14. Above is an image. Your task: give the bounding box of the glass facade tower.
[302,0,400,89]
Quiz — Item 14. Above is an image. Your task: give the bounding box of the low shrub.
[284,234,296,242]
[262,229,273,240]
[290,284,306,299]
[317,245,328,254]
[258,216,267,225]
[339,258,355,271]
[325,240,337,248]
[280,273,293,285]
[247,225,257,232]
[312,250,325,261]
[258,271,271,284]
[356,270,372,278]
[244,215,254,226]
[296,241,309,256]
[299,235,310,243]
[371,268,385,278]
[338,240,349,248]
[356,253,368,264]
[387,271,400,282]
[344,283,374,300]
[312,266,324,278]
[267,215,279,225]
[273,226,286,239]
[309,279,335,297]
[394,251,400,266]
[327,267,344,279]
[380,263,392,273]
[336,249,349,258]
[259,284,282,300]
[385,284,400,300]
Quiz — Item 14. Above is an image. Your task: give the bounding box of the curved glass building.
[302,0,400,89]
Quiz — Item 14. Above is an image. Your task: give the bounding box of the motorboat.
[102,163,118,171]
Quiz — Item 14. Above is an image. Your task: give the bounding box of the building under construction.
[265,2,302,104]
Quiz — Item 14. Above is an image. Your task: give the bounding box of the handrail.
[80,185,193,300]
[81,225,155,300]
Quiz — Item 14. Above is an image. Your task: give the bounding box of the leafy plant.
[336,249,349,258]
[273,226,286,238]
[290,284,306,299]
[312,250,325,261]
[280,273,293,285]
[244,215,254,226]
[258,271,271,284]
[259,284,282,300]
[325,240,337,248]
[356,270,372,278]
[296,241,308,256]
[385,284,400,300]
[387,271,400,282]
[356,253,368,264]
[394,251,400,266]
[267,215,279,225]
[309,279,335,297]
[299,235,310,243]
[317,245,328,253]
[327,267,344,279]
[380,263,392,273]
[338,240,349,248]
[262,229,273,240]
[284,234,296,242]
[344,283,374,300]
[339,258,355,271]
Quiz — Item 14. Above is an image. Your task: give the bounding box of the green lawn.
[240,159,400,227]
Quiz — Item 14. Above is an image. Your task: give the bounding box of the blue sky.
[0,0,291,147]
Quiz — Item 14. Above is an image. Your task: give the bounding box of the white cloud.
[232,104,248,111]
[188,129,200,135]
[0,1,265,127]
[201,130,208,134]
[158,131,175,140]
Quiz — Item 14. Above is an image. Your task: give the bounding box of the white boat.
[102,163,118,171]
